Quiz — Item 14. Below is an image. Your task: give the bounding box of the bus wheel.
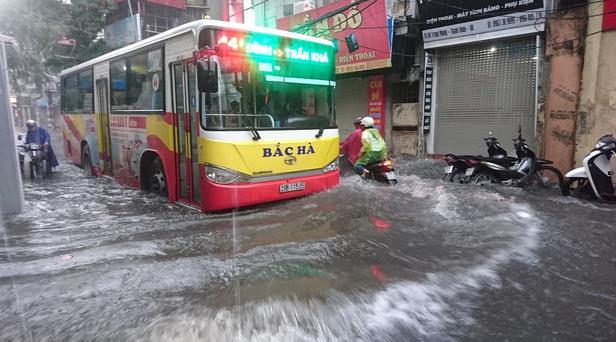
[81,144,93,176]
[147,157,167,196]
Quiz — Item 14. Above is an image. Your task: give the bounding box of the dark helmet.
[353,117,363,126]
[595,134,616,151]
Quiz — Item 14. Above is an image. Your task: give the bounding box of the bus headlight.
[322,159,339,173]
[205,165,250,184]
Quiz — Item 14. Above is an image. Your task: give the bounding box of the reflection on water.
[1,156,616,341]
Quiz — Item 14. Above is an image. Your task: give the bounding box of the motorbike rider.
[339,116,364,167]
[25,120,59,175]
[354,116,387,178]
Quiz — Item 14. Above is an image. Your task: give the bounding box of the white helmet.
[361,116,374,128]
[26,119,36,128]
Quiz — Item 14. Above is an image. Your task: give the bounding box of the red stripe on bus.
[62,115,84,142]
[163,112,173,125]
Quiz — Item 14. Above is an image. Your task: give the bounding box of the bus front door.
[96,79,112,175]
[172,62,201,205]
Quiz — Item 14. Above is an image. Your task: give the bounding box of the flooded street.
[2,153,616,341]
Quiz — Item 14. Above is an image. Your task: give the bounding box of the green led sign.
[216,34,330,64]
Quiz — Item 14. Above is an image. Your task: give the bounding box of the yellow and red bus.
[60,20,339,211]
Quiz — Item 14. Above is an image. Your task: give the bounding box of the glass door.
[96,79,112,175]
[172,62,201,204]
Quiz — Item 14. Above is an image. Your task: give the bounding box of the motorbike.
[443,135,515,183]
[364,158,398,185]
[561,134,616,201]
[17,135,49,180]
[466,126,563,188]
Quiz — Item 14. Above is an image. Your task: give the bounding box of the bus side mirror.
[197,60,218,93]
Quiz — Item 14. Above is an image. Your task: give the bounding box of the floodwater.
[1,147,616,341]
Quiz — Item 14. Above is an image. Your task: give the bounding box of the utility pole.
[0,34,24,216]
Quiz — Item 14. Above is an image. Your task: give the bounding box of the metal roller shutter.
[434,38,537,155]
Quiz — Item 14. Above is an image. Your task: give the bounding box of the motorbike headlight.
[30,144,40,150]
[205,165,250,184]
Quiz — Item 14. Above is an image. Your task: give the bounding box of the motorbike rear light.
[380,159,394,171]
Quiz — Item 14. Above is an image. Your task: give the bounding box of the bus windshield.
[198,29,336,130]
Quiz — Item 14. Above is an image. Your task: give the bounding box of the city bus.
[60,20,339,212]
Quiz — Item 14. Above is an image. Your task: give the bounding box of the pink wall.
[543,7,587,173]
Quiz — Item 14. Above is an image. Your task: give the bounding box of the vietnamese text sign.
[368,75,386,137]
[418,0,544,44]
[277,0,392,74]
[422,52,433,134]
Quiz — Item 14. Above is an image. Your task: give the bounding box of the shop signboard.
[422,52,433,134]
[604,0,616,31]
[277,0,392,74]
[368,75,386,137]
[418,0,544,45]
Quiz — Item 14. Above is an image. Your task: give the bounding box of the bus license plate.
[280,182,305,193]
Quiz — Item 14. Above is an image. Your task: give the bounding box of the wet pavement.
[1,144,616,341]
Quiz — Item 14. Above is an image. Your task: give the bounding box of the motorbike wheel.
[388,179,398,185]
[530,165,564,189]
[448,170,466,183]
[561,177,596,199]
[81,144,94,176]
[471,172,498,186]
[41,159,49,179]
[29,161,37,180]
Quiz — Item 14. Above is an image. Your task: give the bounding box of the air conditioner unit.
[293,0,314,15]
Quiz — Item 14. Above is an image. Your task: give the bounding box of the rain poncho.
[354,127,387,168]
[339,128,363,164]
[25,126,59,169]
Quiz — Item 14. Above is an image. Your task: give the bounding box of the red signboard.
[604,0,616,31]
[368,75,386,137]
[277,0,391,74]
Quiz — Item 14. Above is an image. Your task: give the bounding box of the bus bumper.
[201,170,340,212]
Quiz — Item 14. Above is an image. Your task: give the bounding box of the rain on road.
[1,151,616,341]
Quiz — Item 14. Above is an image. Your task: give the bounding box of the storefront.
[277,0,393,141]
[418,0,546,156]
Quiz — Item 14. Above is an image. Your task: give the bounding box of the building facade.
[105,0,223,48]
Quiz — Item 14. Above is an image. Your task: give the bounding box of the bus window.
[78,70,94,113]
[110,48,164,112]
[110,60,127,111]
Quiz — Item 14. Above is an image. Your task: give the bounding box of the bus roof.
[61,20,334,76]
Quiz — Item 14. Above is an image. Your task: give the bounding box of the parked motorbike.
[364,158,398,185]
[17,135,49,180]
[562,134,616,201]
[443,135,515,183]
[466,126,563,188]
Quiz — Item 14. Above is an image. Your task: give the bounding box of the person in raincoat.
[339,116,364,167]
[354,116,387,178]
[25,120,59,175]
